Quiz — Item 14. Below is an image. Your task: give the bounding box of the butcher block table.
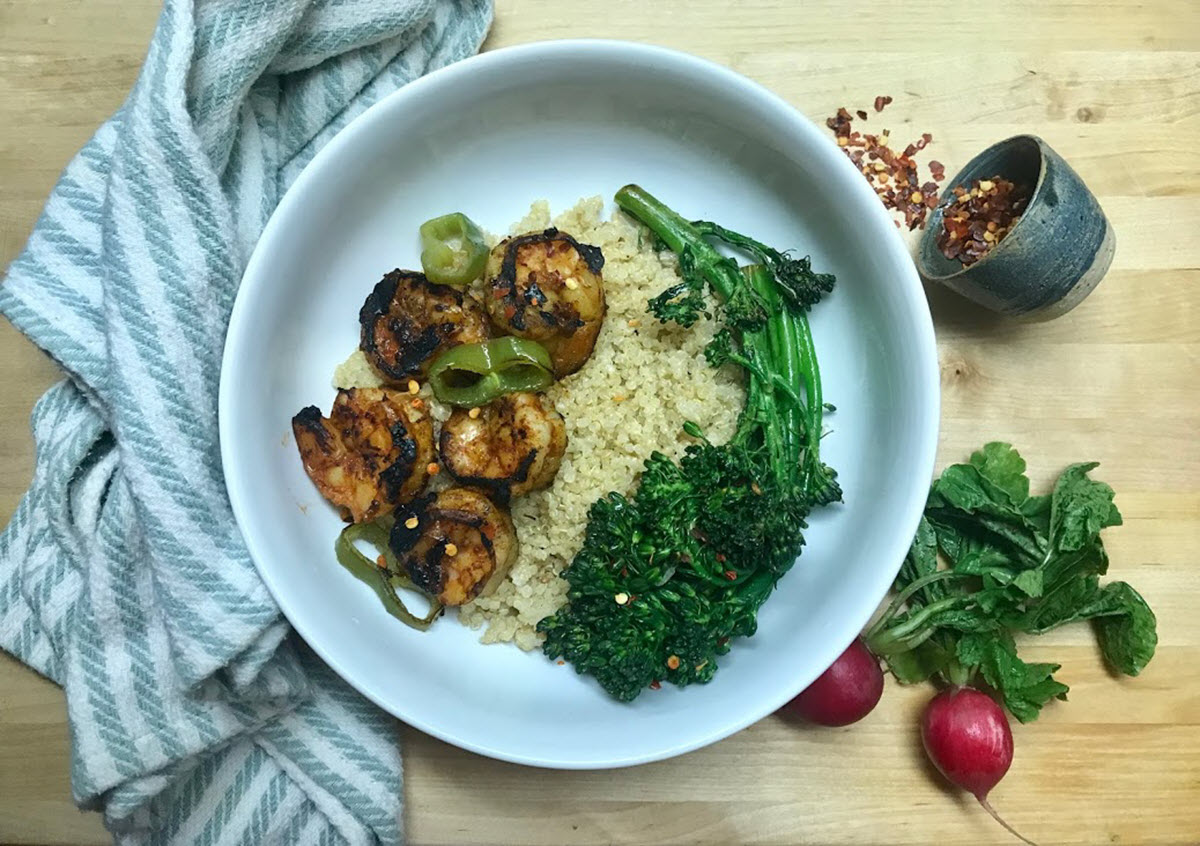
[2,1,1197,843]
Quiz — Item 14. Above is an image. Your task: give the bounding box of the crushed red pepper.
[826,99,945,231]
[936,176,1031,266]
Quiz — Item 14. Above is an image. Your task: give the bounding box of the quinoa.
[336,197,745,650]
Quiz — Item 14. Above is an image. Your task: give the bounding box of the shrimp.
[483,228,605,376]
[438,392,566,501]
[390,487,518,606]
[359,269,490,382]
[292,387,434,523]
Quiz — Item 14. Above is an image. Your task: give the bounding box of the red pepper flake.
[649,680,662,690]
[715,552,727,563]
[826,98,945,230]
[375,555,388,571]
[724,569,738,581]
[718,637,730,647]
[935,175,1030,266]
[855,109,868,120]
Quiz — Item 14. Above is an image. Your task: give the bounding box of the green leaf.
[1018,573,1103,634]
[1020,493,1053,537]
[957,631,1069,723]
[951,547,1014,576]
[897,516,946,608]
[969,442,1030,506]
[973,586,1024,617]
[909,516,939,577]
[928,464,999,514]
[1092,582,1158,676]
[884,638,954,685]
[930,511,1044,569]
[1041,540,1111,589]
[1050,462,1123,553]
[1011,569,1044,598]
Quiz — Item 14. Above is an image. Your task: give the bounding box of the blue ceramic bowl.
[917,135,1114,319]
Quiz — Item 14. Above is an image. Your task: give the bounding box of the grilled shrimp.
[359,270,491,382]
[483,228,605,376]
[390,487,518,606]
[292,387,434,523]
[438,392,566,500]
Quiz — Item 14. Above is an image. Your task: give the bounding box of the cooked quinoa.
[336,197,745,650]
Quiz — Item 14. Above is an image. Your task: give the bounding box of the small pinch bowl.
[917,134,1115,319]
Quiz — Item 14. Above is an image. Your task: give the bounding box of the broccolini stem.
[793,308,823,490]
[693,219,786,266]
[614,185,740,302]
[744,265,799,478]
[614,185,692,253]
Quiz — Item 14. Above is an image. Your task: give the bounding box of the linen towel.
[0,0,492,842]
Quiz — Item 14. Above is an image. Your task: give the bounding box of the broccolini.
[538,185,840,701]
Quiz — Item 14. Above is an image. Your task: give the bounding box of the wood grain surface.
[2,1,1197,843]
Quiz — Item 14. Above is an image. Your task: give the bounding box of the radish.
[921,686,1037,845]
[783,637,883,726]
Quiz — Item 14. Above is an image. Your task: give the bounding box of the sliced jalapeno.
[335,518,443,631]
[419,212,489,287]
[427,337,554,407]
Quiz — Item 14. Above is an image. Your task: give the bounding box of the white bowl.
[220,40,939,768]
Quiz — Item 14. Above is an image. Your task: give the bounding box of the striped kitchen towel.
[0,0,491,843]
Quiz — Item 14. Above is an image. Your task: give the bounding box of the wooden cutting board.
[2,1,1197,843]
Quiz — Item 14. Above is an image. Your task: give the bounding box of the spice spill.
[826,99,944,230]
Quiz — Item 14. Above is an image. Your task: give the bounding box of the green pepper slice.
[335,518,443,631]
[419,212,489,286]
[428,337,554,407]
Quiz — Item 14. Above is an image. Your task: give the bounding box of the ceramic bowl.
[219,40,940,768]
[917,134,1115,318]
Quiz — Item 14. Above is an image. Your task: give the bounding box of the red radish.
[921,686,1037,845]
[783,637,883,726]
